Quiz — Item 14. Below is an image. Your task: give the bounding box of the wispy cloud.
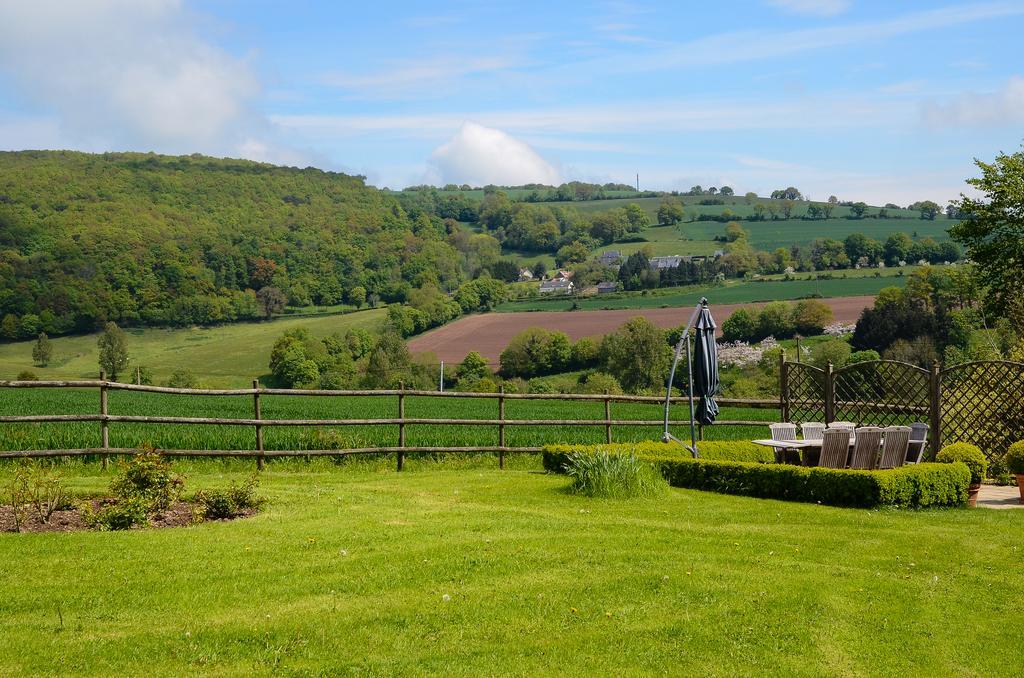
[321,55,528,100]
[273,94,913,139]
[765,0,851,17]
[921,75,1024,127]
[609,2,1024,72]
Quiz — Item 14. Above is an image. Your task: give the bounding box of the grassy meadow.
[0,308,386,387]
[1,462,1022,675]
[590,218,953,263]
[498,273,905,312]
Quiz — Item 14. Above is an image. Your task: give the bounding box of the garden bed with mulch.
[0,499,258,534]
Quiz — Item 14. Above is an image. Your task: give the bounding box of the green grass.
[1,462,1022,675]
[0,308,386,387]
[586,217,953,264]
[498,275,905,312]
[0,388,776,453]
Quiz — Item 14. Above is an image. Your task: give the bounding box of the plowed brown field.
[407,295,873,366]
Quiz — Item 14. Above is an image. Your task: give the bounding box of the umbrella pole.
[662,301,705,459]
[686,334,698,457]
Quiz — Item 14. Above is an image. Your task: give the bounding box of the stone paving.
[977,484,1023,509]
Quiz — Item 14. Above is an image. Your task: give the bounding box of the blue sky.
[0,1,1022,204]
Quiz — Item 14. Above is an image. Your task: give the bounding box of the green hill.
[0,307,386,387]
[0,151,458,340]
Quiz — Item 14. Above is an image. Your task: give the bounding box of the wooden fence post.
[397,381,406,471]
[929,361,942,459]
[135,366,141,385]
[253,379,264,471]
[604,390,612,444]
[498,385,506,469]
[99,371,109,470]
[779,353,789,422]
[824,362,835,425]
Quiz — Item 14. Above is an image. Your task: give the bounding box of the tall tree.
[599,317,670,393]
[32,332,52,366]
[256,286,287,320]
[97,322,129,380]
[949,148,1024,322]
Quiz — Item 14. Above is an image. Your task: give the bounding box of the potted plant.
[1004,441,1024,504]
[936,443,988,507]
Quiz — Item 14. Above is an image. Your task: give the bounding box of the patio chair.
[849,427,884,469]
[818,428,852,469]
[906,423,929,463]
[879,426,912,469]
[769,423,799,464]
[801,422,825,441]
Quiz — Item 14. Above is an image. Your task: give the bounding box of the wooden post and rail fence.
[0,376,777,469]
[3,354,1022,466]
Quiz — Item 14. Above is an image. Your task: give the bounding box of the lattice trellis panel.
[784,362,825,425]
[941,361,1024,462]
[833,360,930,427]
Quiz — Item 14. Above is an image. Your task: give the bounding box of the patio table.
[752,438,864,467]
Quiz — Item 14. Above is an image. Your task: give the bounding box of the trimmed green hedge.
[543,444,970,509]
[543,441,775,465]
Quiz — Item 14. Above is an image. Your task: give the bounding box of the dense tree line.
[0,151,481,339]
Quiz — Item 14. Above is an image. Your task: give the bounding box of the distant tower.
[636,173,639,191]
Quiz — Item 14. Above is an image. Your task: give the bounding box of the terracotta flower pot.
[1016,474,1024,505]
[967,483,981,508]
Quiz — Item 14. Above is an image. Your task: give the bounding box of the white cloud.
[766,0,851,17]
[921,75,1024,127]
[428,122,560,186]
[0,0,303,164]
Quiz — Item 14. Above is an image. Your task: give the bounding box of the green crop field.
[0,309,386,388]
[589,219,953,264]
[498,274,905,312]
[1,461,1021,675]
[0,387,774,453]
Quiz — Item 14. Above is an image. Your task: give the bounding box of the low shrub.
[564,451,667,499]
[196,475,264,520]
[109,452,184,512]
[936,443,988,485]
[86,496,150,531]
[4,462,73,530]
[543,443,970,508]
[1004,441,1024,475]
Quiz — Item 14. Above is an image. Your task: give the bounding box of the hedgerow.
[542,440,774,470]
[543,443,970,508]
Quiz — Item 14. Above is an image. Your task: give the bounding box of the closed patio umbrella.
[693,301,720,425]
[663,298,719,457]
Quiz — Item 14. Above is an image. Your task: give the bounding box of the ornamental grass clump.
[565,451,667,499]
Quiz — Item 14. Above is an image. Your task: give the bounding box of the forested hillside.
[0,151,468,338]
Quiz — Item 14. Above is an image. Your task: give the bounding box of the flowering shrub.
[824,322,856,337]
[717,336,779,368]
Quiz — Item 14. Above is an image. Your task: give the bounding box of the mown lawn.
[1,460,1021,675]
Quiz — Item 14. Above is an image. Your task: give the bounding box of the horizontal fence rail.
[0,377,778,469]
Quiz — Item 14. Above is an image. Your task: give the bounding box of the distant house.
[553,269,574,280]
[539,278,574,295]
[649,255,684,270]
[597,282,619,294]
[597,251,621,266]
[649,254,720,270]
[518,268,534,282]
